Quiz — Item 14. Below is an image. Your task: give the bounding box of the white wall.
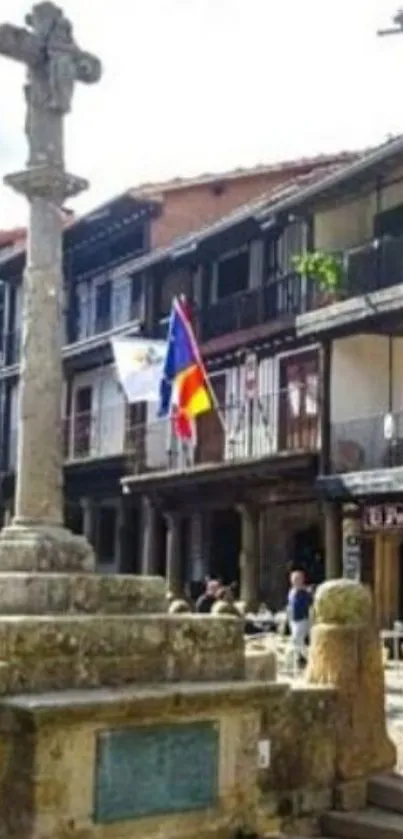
[331,334,403,470]
[70,366,125,458]
[331,335,403,423]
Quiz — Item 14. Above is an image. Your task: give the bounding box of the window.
[76,283,92,341]
[94,279,111,333]
[277,220,307,275]
[111,276,132,327]
[216,248,249,300]
[72,385,93,458]
[278,350,319,451]
[131,276,144,322]
[283,358,319,420]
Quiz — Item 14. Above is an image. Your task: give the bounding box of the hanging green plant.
[292,250,345,295]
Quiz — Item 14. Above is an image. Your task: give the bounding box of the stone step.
[0,613,244,694]
[0,572,166,614]
[367,773,403,814]
[321,807,403,839]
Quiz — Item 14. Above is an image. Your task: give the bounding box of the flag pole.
[177,295,227,432]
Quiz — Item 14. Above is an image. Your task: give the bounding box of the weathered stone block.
[0,524,94,572]
[0,682,273,839]
[245,646,276,681]
[260,684,337,792]
[0,614,245,694]
[0,572,166,614]
[306,579,396,780]
[299,786,333,814]
[334,778,368,811]
[166,616,244,682]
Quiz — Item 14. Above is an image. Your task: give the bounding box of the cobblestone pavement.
[385,668,403,772]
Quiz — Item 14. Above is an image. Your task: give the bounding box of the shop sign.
[342,533,361,581]
[362,503,403,531]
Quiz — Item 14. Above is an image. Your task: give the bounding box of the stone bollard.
[168,598,192,614]
[211,600,242,618]
[305,579,396,787]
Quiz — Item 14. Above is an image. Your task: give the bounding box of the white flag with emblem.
[111,337,167,403]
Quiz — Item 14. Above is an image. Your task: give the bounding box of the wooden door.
[373,533,400,628]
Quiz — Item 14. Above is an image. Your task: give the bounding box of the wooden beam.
[319,339,332,474]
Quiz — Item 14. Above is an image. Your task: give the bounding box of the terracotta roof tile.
[129,149,367,197]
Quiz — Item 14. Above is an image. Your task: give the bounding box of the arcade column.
[323,501,342,579]
[165,510,183,598]
[238,503,260,611]
[141,496,159,575]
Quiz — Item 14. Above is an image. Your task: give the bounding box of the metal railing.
[331,411,403,473]
[6,390,321,472]
[200,274,317,341]
[199,234,403,341]
[58,389,320,471]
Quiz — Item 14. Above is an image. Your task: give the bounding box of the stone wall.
[0,614,245,695]
[0,679,372,839]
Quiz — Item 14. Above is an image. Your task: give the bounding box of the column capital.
[164,509,184,526]
[236,502,261,522]
[5,166,88,200]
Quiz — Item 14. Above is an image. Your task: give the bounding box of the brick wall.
[149,159,355,249]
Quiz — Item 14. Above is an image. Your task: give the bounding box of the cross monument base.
[0,522,95,573]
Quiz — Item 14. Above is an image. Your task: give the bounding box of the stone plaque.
[94,721,219,823]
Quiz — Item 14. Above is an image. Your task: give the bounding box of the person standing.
[287,570,312,667]
[195,579,220,613]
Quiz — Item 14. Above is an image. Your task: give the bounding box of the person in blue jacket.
[287,569,312,666]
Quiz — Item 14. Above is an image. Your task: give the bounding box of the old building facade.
[4,143,402,614]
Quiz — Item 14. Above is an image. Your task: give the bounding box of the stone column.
[0,3,101,573]
[306,579,396,783]
[238,504,260,611]
[141,497,159,575]
[81,497,96,545]
[323,501,342,579]
[165,511,183,598]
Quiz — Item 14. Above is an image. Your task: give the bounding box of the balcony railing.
[200,274,317,341]
[200,234,403,342]
[54,388,320,473]
[331,412,403,473]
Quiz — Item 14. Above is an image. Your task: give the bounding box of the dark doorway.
[210,508,241,584]
[65,501,83,535]
[156,515,167,578]
[291,524,323,586]
[120,504,141,574]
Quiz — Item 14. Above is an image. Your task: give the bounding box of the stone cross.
[0,2,101,168]
[0,3,101,572]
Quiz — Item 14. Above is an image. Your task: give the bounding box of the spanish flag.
[158,296,212,439]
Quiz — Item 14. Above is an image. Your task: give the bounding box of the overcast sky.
[0,0,401,228]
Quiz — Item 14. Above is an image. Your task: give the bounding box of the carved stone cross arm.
[0,23,40,66]
[0,21,101,85]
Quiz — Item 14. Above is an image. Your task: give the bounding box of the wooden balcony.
[297,234,403,337]
[199,273,316,342]
[59,387,320,474]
